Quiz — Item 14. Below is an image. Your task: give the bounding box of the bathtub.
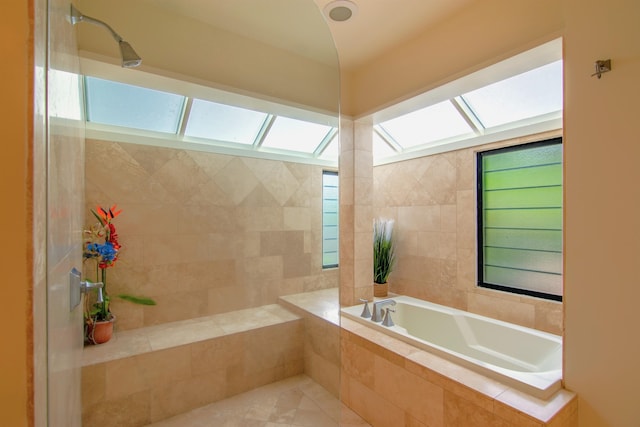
[341,295,562,400]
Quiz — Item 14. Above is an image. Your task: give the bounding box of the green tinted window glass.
[478,139,563,300]
[322,171,339,268]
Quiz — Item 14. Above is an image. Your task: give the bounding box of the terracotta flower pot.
[373,282,388,297]
[86,315,115,345]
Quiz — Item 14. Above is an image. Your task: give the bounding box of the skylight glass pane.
[184,99,268,145]
[261,116,332,153]
[462,60,563,129]
[378,100,473,149]
[318,137,339,161]
[85,77,185,133]
[373,131,398,158]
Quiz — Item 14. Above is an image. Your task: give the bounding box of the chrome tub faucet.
[372,298,396,322]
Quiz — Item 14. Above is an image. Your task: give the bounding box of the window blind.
[322,171,339,268]
[478,139,562,300]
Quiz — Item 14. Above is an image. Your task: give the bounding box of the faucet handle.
[359,298,372,318]
[382,308,395,327]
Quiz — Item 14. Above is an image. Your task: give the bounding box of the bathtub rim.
[340,295,563,400]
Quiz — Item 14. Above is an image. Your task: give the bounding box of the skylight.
[184,99,268,145]
[85,77,185,133]
[377,100,474,149]
[261,117,333,153]
[372,41,563,165]
[460,61,563,129]
[83,74,338,165]
[81,39,561,167]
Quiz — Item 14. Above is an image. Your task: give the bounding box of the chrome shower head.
[119,41,142,68]
[70,4,142,68]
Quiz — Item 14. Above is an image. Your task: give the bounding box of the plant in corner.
[373,217,396,298]
[83,205,156,345]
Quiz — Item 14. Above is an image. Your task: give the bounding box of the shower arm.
[70,4,124,43]
[70,4,141,68]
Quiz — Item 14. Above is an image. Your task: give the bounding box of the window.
[85,76,185,133]
[322,171,339,268]
[371,39,563,165]
[477,138,562,301]
[82,74,339,166]
[184,99,268,144]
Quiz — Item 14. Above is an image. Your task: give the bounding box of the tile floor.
[146,375,370,427]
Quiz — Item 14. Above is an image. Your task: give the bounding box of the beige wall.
[84,139,338,331]
[9,1,639,425]
[563,1,640,426]
[76,0,340,114]
[373,130,563,335]
[349,1,640,426]
[343,0,563,117]
[339,119,375,306]
[2,2,31,426]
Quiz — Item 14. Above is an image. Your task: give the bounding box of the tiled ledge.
[82,303,301,366]
[278,287,340,325]
[82,303,305,426]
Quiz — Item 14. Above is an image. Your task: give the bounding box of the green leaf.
[117,294,157,306]
[91,209,105,226]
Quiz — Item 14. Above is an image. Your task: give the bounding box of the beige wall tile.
[345,376,405,427]
[82,390,151,427]
[444,390,498,427]
[191,334,244,375]
[468,293,535,328]
[284,207,311,230]
[81,364,105,409]
[87,140,337,331]
[150,369,227,422]
[373,138,563,334]
[374,355,444,426]
[143,290,209,326]
[341,338,375,389]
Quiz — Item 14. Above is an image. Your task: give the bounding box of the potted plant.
[373,217,396,297]
[83,205,156,344]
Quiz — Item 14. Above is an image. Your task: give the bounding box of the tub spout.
[372,298,396,322]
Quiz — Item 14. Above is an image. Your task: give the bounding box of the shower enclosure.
[40,0,341,424]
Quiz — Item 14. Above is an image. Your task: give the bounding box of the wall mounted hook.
[591,59,611,79]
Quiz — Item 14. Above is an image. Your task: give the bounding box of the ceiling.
[313,0,479,70]
[140,0,479,71]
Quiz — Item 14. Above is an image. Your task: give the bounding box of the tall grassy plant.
[373,218,396,284]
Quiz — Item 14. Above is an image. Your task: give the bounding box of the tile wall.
[84,139,338,331]
[373,130,563,335]
[340,317,577,427]
[82,316,304,426]
[339,119,374,306]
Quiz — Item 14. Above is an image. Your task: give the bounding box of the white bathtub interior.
[341,295,563,400]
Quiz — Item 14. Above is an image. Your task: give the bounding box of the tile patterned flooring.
[146,375,370,427]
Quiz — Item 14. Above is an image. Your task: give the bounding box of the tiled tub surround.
[373,130,563,336]
[342,296,562,400]
[341,316,577,427]
[81,304,304,426]
[84,139,338,331]
[82,289,576,426]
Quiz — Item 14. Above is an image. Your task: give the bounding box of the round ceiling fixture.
[323,0,358,22]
